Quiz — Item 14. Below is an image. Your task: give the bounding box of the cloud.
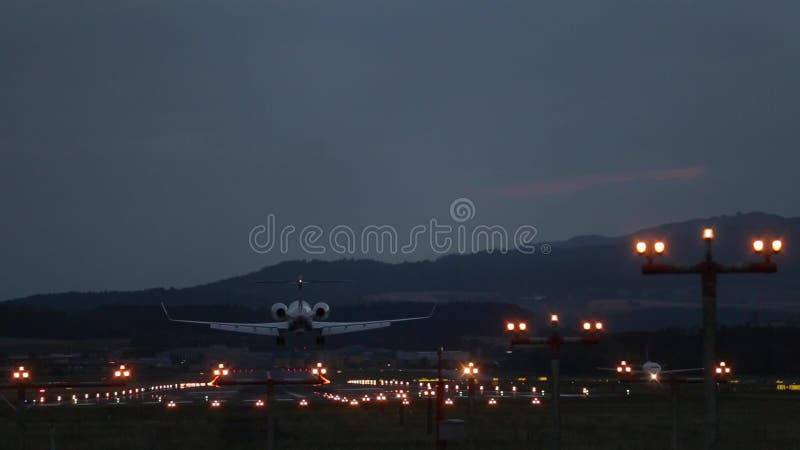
[499,165,705,198]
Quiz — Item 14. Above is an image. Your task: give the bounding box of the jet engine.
[271,303,288,321]
[312,302,330,320]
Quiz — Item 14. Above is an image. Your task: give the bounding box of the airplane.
[600,359,703,382]
[161,276,436,346]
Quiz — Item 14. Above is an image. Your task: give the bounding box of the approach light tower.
[634,228,782,450]
[11,366,30,404]
[505,315,604,450]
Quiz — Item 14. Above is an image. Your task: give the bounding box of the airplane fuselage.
[642,361,662,380]
[285,300,315,334]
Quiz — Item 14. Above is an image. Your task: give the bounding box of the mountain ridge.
[6,212,799,315]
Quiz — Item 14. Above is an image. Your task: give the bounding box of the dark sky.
[2,0,799,300]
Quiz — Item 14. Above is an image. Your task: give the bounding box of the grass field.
[1,388,798,450]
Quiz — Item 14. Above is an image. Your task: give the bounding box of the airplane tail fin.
[255,276,350,292]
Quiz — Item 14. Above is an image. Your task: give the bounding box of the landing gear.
[315,336,325,347]
[276,336,286,346]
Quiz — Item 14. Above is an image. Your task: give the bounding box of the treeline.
[1,302,800,375]
[0,302,525,351]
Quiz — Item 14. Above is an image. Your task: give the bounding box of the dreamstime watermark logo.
[249,198,551,256]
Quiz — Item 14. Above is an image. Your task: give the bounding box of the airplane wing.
[161,303,289,336]
[661,368,703,374]
[313,304,436,336]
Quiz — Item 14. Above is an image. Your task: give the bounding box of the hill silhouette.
[5,212,799,329]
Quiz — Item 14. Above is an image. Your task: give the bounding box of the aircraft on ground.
[600,359,703,382]
[161,276,435,346]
